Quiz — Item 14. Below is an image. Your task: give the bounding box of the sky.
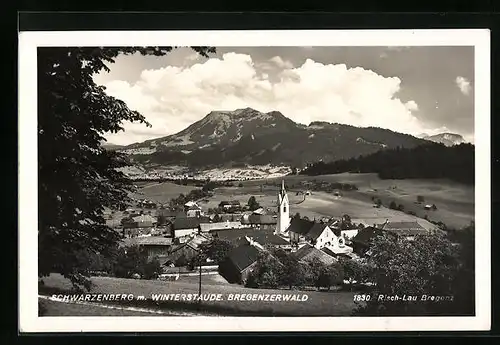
[93,46,475,146]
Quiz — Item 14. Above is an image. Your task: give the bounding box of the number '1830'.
[353,294,371,302]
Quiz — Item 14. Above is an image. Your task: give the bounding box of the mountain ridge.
[118,107,431,168]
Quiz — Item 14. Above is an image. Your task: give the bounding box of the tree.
[142,258,162,280]
[38,46,216,290]
[316,263,344,291]
[246,252,283,288]
[389,201,398,210]
[340,258,372,290]
[247,196,260,211]
[174,254,189,268]
[278,254,308,289]
[112,246,144,279]
[355,231,471,316]
[238,182,244,188]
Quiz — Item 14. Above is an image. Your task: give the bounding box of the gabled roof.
[305,223,329,241]
[351,227,385,247]
[242,214,277,225]
[219,200,241,206]
[213,228,288,246]
[121,236,172,247]
[226,244,261,272]
[199,221,244,232]
[131,214,157,223]
[287,217,315,235]
[173,217,203,230]
[292,244,336,265]
[381,221,430,236]
[157,208,177,217]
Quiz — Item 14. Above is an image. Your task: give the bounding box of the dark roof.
[381,221,430,236]
[242,214,277,225]
[305,223,329,241]
[292,244,336,265]
[351,227,385,246]
[173,217,209,230]
[220,200,241,206]
[158,209,177,217]
[121,236,173,247]
[287,217,315,235]
[216,214,243,222]
[226,244,261,272]
[213,228,288,246]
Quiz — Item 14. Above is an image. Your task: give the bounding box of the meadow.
[228,173,473,229]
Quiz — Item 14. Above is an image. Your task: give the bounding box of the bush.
[417,195,425,203]
[238,182,244,187]
[389,201,398,210]
[397,204,404,211]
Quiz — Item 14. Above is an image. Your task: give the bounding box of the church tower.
[276,180,290,235]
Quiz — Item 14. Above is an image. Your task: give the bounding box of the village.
[105,178,440,288]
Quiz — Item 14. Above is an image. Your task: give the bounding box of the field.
[133,173,474,229]
[40,274,359,316]
[39,297,173,316]
[130,181,198,204]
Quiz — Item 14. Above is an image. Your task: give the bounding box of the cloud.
[98,52,436,145]
[269,56,294,69]
[455,76,471,95]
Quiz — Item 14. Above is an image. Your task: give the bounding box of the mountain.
[120,107,428,168]
[422,133,466,147]
[101,142,124,151]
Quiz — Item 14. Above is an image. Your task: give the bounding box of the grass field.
[40,274,359,316]
[224,173,473,229]
[39,298,174,316]
[133,173,474,229]
[131,181,199,204]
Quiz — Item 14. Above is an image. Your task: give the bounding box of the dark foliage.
[301,143,474,185]
[38,46,215,290]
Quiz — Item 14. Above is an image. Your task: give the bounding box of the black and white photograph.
[18,29,490,332]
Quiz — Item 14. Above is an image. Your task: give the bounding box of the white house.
[172,217,202,243]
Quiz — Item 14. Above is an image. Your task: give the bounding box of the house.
[199,221,247,233]
[241,214,277,230]
[287,218,338,250]
[186,204,203,218]
[329,218,359,240]
[252,207,266,215]
[164,234,210,266]
[218,242,263,284]
[292,244,336,265]
[157,208,177,224]
[131,214,158,228]
[120,236,173,262]
[210,213,242,222]
[350,226,386,257]
[172,216,209,243]
[218,200,241,212]
[378,220,432,240]
[212,228,291,250]
[287,217,315,244]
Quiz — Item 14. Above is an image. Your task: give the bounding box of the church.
[275,180,291,236]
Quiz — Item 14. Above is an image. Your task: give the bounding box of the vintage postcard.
[18,29,490,332]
